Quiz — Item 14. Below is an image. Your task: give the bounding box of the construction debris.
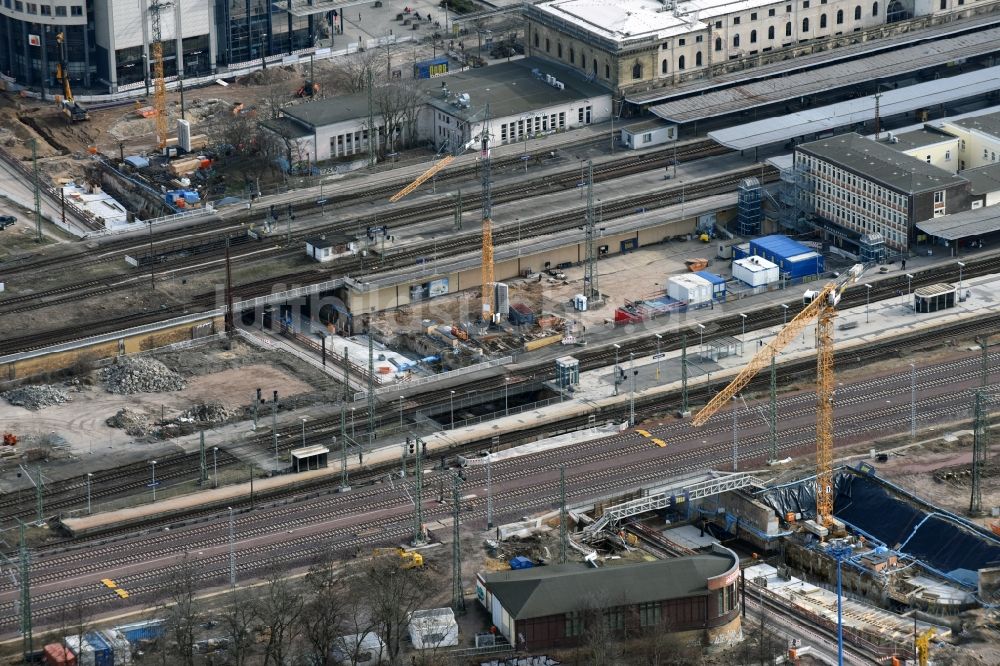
[175,402,234,425]
[105,407,149,436]
[2,385,71,410]
[101,356,186,394]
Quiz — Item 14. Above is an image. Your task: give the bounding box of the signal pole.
[19,520,33,658]
[32,139,42,243]
[451,473,465,613]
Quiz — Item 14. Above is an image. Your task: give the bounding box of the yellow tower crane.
[692,263,865,525]
[149,0,173,151]
[915,627,935,666]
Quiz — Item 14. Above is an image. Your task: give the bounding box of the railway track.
[1,346,993,634]
[0,155,751,351]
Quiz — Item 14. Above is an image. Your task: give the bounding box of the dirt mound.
[102,356,186,394]
[2,385,71,410]
[106,407,149,436]
[176,402,236,424]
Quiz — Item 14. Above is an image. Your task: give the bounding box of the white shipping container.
[101,629,133,665]
[64,636,96,666]
[667,274,713,305]
[733,256,779,287]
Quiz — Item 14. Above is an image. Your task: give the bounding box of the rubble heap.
[2,385,71,410]
[176,403,234,424]
[102,357,186,394]
[106,407,149,436]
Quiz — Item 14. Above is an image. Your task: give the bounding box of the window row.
[2,0,82,14]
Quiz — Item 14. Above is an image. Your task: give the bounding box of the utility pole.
[486,453,494,529]
[366,66,376,167]
[413,438,424,545]
[970,390,988,515]
[224,238,235,337]
[451,473,465,613]
[340,348,350,490]
[769,351,777,463]
[252,388,260,429]
[628,352,636,427]
[680,334,689,415]
[199,431,208,484]
[981,336,990,387]
[228,506,236,588]
[19,520,33,658]
[272,390,279,471]
[584,159,600,301]
[559,467,568,564]
[909,363,917,440]
[31,139,42,243]
[454,188,462,230]
[366,311,376,450]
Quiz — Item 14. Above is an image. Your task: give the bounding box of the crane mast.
[692,264,864,526]
[149,0,173,151]
[480,106,495,321]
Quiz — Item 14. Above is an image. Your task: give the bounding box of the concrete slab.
[663,523,719,551]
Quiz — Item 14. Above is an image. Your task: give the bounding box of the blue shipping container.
[85,632,113,666]
[510,556,534,570]
[732,243,751,260]
[115,619,166,643]
[694,271,727,300]
[748,235,824,279]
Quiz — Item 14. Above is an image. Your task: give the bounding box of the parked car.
[0,214,16,229]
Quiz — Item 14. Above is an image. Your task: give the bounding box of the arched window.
[873,1,878,15]
[661,58,668,74]
[533,32,539,48]
[557,42,563,58]
[593,58,597,75]
[750,29,757,43]
[836,9,844,23]
[678,55,686,70]
[695,51,702,66]
[733,34,740,47]
[605,63,610,79]
[632,61,643,79]
[820,13,827,28]
[768,25,775,39]
[802,17,810,31]
[569,47,575,62]
[855,5,862,18]
[545,38,550,52]
[715,36,722,51]
[786,21,792,36]
[581,52,585,67]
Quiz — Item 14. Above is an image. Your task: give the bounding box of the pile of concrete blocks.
[102,356,186,394]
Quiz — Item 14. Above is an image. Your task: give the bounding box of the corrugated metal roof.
[750,234,811,260]
[705,64,1000,150]
[694,270,726,285]
[291,445,329,458]
[650,27,1000,124]
[914,283,956,297]
[916,206,1000,241]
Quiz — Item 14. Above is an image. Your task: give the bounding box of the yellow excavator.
[55,33,88,122]
[372,547,424,569]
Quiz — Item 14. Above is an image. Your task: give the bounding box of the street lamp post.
[398,395,405,429]
[655,333,663,381]
[86,473,93,514]
[300,416,308,448]
[865,284,872,323]
[613,344,621,396]
[739,313,747,355]
[780,303,789,326]
[150,460,157,502]
[213,447,219,488]
[957,261,965,300]
[696,324,705,357]
[629,352,636,426]
[450,390,456,428]
[906,273,914,313]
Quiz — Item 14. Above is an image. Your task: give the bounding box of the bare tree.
[301,547,350,666]
[219,587,259,666]
[580,600,623,666]
[257,563,305,666]
[362,558,431,665]
[160,557,201,666]
[213,111,286,187]
[376,79,424,154]
[319,50,388,94]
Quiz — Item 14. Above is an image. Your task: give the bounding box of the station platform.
[62,266,1000,536]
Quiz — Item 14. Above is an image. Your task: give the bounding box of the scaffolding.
[737,177,763,237]
[859,232,887,265]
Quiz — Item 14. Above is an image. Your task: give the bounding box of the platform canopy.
[916,207,1000,241]
[704,64,1000,151]
[652,27,1000,125]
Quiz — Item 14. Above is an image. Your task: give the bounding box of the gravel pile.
[176,402,234,424]
[102,357,186,394]
[106,407,149,436]
[2,385,71,410]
